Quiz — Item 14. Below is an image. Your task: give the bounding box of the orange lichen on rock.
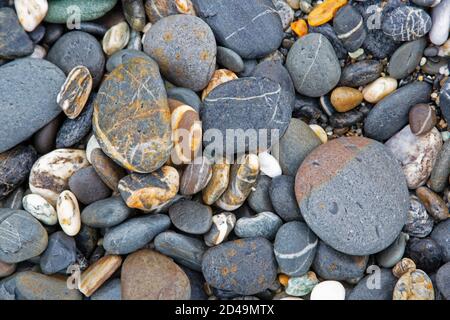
[291,19,308,37]
[307,0,347,27]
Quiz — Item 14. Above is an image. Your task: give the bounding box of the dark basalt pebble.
[430,220,450,263]
[77,22,108,37]
[28,25,46,44]
[339,60,384,88]
[388,38,427,80]
[32,116,61,154]
[55,98,94,148]
[348,268,398,300]
[333,5,366,52]
[269,175,301,221]
[309,24,347,59]
[75,225,98,259]
[436,262,450,300]
[382,6,432,42]
[167,87,201,113]
[154,231,207,272]
[429,140,450,193]
[439,78,450,124]
[247,175,274,213]
[201,237,277,295]
[0,7,34,59]
[1,187,24,210]
[47,31,105,87]
[39,231,77,275]
[329,110,364,129]
[81,196,133,228]
[122,0,146,31]
[180,266,208,300]
[406,237,443,273]
[68,166,111,205]
[292,95,324,121]
[238,59,258,77]
[0,145,37,200]
[168,200,213,235]
[42,23,64,46]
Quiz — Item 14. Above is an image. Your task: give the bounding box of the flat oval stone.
[216,46,244,73]
[204,212,236,246]
[429,0,450,46]
[429,139,450,192]
[0,145,37,200]
[258,151,282,178]
[39,231,77,275]
[388,38,427,80]
[406,237,442,273]
[364,82,432,141]
[286,33,341,97]
[333,5,366,52]
[431,220,450,262]
[363,77,398,104]
[385,126,442,189]
[0,7,34,59]
[118,166,179,212]
[382,6,432,42]
[202,163,230,205]
[416,186,449,221]
[404,195,434,238]
[269,175,301,221]
[47,31,105,87]
[234,211,282,240]
[409,103,437,136]
[90,148,126,192]
[143,14,216,91]
[348,268,397,300]
[169,200,212,235]
[0,58,65,153]
[15,271,82,300]
[93,58,172,173]
[202,237,277,295]
[180,156,212,195]
[193,0,283,59]
[340,60,384,88]
[45,0,118,23]
[103,214,171,254]
[312,241,368,281]
[56,190,81,236]
[285,272,319,297]
[274,221,318,276]
[248,175,274,213]
[81,196,133,228]
[295,137,409,256]
[393,269,434,300]
[22,194,57,226]
[154,231,207,271]
[29,149,90,206]
[201,77,291,155]
[0,209,48,263]
[121,249,191,300]
[69,166,112,205]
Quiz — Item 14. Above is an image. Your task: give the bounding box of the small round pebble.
[169,200,213,235]
[310,281,346,300]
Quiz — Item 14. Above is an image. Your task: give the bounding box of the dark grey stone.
[439,78,450,124]
[103,214,170,254]
[2,187,25,210]
[309,23,347,59]
[340,60,384,87]
[90,278,121,300]
[431,220,450,262]
[436,262,450,299]
[412,0,441,6]
[376,232,409,268]
[0,58,65,153]
[348,268,397,300]
[406,237,443,273]
[40,231,77,275]
[0,8,33,59]
[193,0,283,59]
[167,87,201,113]
[169,200,213,235]
[269,175,301,221]
[274,221,317,276]
[330,109,365,128]
[248,175,274,213]
[81,196,133,228]
[180,266,208,300]
[234,211,282,240]
[429,139,450,193]
[68,166,111,205]
[364,82,432,141]
[154,231,207,271]
[286,33,341,97]
[238,59,258,77]
[216,46,244,73]
[0,274,18,300]
[388,38,427,79]
[106,49,151,73]
[333,5,366,52]
[382,6,432,41]
[75,225,98,258]
[47,31,105,87]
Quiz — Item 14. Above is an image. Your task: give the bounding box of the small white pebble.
[309,124,328,143]
[258,151,282,178]
[310,281,346,300]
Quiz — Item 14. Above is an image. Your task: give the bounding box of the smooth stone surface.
[386,126,442,189]
[416,186,449,221]
[154,231,207,272]
[81,196,133,228]
[90,148,126,192]
[382,6,432,42]
[0,209,48,263]
[22,194,57,226]
[393,269,434,300]
[234,211,282,240]
[286,33,341,97]
[122,0,146,31]
[75,225,98,259]
[269,175,301,221]
[404,195,434,238]
[15,271,82,300]
[388,38,427,79]
[429,140,450,192]
[93,58,171,173]
[409,103,437,136]
[407,237,443,273]
[309,23,347,59]
[440,79,450,123]
[56,190,81,236]
[143,14,216,91]
[0,145,37,200]
[436,262,450,299]
[0,58,65,153]
[429,0,450,46]
[144,0,196,23]
[258,151,282,178]
[0,7,34,59]
[248,175,274,213]
[312,241,368,281]
[40,231,77,275]
[274,221,317,277]
[167,87,201,113]
[202,163,230,206]
[193,0,283,59]
[32,117,61,155]
[202,237,277,295]
[106,49,150,72]
[340,60,384,88]
[204,212,236,247]
[430,220,450,262]
[330,87,363,113]
[103,214,171,255]
[348,268,398,300]
[363,77,398,104]
[69,166,111,205]
[364,82,432,141]
[180,157,212,196]
[376,232,409,268]
[272,118,322,177]
[102,21,130,56]
[0,261,15,278]
[333,5,366,52]
[121,249,191,300]
[169,200,212,235]
[47,31,105,87]
[295,137,409,256]
[90,278,121,300]
[310,280,345,300]
[45,0,118,23]
[216,46,244,73]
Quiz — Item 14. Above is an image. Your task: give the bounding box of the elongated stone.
[79,255,122,297]
[202,163,230,205]
[179,156,212,195]
[57,190,81,236]
[90,148,126,192]
[22,194,57,226]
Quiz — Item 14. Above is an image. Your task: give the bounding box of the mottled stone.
[248,175,274,213]
[388,38,427,79]
[81,196,133,228]
[409,103,437,136]
[79,255,122,297]
[106,49,150,72]
[393,269,434,300]
[0,7,34,59]
[102,22,130,56]
[404,195,434,238]
[269,175,301,221]
[295,137,409,255]
[340,60,384,88]
[180,156,212,195]
[202,238,277,295]
[0,145,37,200]
[0,209,48,263]
[202,163,230,205]
[40,231,77,275]
[416,186,449,221]
[93,58,172,173]
[440,79,450,124]
[393,257,417,278]
[45,0,118,23]
[154,231,207,271]
[204,212,236,246]
[285,272,319,297]
[406,237,443,273]
[144,0,196,23]
[122,0,146,31]
[429,139,450,192]
[0,58,65,153]
[69,166,112,205]
[121,249,191,300]
[90,148,126,192]
[376,233,409,268]
[22,194,57,226]
[348,268,397,300]
[234,211,282,240]
[382,6,432,42]
[169,200,212,235]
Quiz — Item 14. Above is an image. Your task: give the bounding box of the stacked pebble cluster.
[0,0,449,300]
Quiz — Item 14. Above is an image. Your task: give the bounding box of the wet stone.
[40,231,77,275]
[81,196,133,228]
[45,0,118,23]
[404,195,434,238]
[339,60,384,88]
[269,175,301,221]
[234,211,282,240]
[69,166,112,205]
[406,237,443,273]
[169,200,213,235]
[409,103,437,136]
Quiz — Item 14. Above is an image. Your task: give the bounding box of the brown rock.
[416,186,449,221]
[201,69,238,100]
[393,257,417,278]
[32,116,61,154]
[144,0,196,23]
[202,162,231,205]
[330,86,363,112]
[409,104,437,136]
[90,148,126,192]
[180,156,212,195]
[79,255,122,297]
[121,249,191,300]
[0,261,16,278]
